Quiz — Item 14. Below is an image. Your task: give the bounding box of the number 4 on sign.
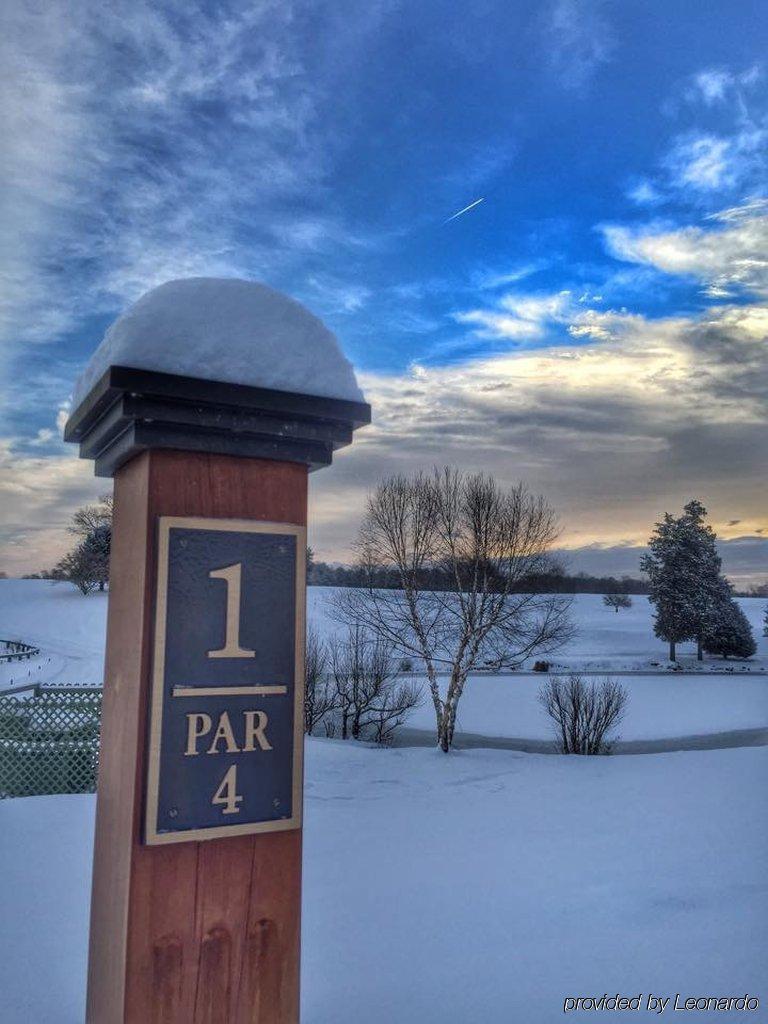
[211,765,243,815]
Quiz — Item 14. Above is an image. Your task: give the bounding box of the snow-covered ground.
[1,581,767,1022]
[0,581,108,689]
[2,581,766,686]
[2,582,767,744]
[1,741,766,1023]
[407,672,768,742]
[308,586,768,673]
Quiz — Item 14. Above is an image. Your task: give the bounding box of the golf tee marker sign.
[64,288,370,1023]
[145,516,306,844]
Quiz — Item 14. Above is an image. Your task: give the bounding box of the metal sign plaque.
[144,516,306,845]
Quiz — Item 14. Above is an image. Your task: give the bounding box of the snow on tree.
[764,603,768,638]
[703,598,757,659]
[603,593,632,613]
[68,493,113,539]
[640,500,724,662]
[334,469,573,752]
[50,496,114,594]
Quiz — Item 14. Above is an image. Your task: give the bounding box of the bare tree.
[538,674,628,754]
[368,677,422,745]
[603,593,633,613]
[68,493,114,537]
[304,628,337,735]
[335,469,573,751]
[328,627,421,742]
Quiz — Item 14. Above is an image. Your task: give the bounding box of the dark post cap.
[64,365,371,477]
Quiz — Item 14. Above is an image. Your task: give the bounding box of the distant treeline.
[307,557,652,595]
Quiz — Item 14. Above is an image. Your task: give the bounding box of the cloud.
[0,441,100,575]
[687,66,762,107]
[603,200,768,297]
[471,262,548,290]
[454,290,576,341]
[7,287,767,575]
[559,536,768,587]
[542,0,614,90]
[0,0,377,388]
[626,180,665,207]
[309,298,768,562]
[625,65,767,207]
[664,130,766,193]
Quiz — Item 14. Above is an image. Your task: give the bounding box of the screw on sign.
[64,278,370,1024]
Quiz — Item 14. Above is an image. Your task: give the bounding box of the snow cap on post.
[64,277,371,477]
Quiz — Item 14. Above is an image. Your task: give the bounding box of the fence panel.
[0,691,102,798]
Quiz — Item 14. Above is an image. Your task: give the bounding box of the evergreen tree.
[80,524,111,591]
[640,500,722,661]
[703,598,757,659]
[52,524,111,594]
[53,545,98,595]
[763,603,767,638]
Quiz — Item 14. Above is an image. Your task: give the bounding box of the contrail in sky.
[444,197,485,223]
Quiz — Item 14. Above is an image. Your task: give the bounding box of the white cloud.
[664,130,766,192]
[309,298,768,560]
[628,65,766,206]
[603,200,768,297]
[626,180,664,206]
[6,290,767,572]
[0,0,374,385]
[543,0,614,89]
[667,135,732,190]
[472,263,547,290]
[688,66,762,106]
[454,290,575,341]
[692,69,733,105]
[0,441,101,574]
[29,429,55,447]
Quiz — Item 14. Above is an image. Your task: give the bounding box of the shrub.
[703,600,756,659]
[304,628,337,736]
[328,627,421,744]
[538,674,628,755]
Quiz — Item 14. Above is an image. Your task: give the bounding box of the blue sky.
[1,0,767,582]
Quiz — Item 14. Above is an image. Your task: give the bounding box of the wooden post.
[65,364,369,1024]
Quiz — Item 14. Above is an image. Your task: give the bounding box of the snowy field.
[1,580,767,1023]
[2,581,766,746]
[3,580,767,686]
[406,672,768,743]
[308,585,768,673]
[1,742,766,1023]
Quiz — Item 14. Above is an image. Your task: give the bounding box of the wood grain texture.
[87,450,306,1024]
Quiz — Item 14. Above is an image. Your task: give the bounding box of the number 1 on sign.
[208,562,256,659]
[211,765,243,815]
